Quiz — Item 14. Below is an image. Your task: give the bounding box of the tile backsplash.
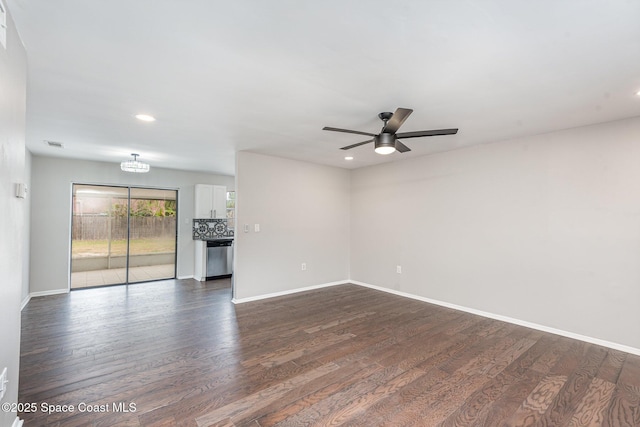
[192,218,234,240]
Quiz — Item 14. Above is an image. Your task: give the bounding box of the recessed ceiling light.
[135,114,156,122]
[344,156,354,160]
[636,89,640,96]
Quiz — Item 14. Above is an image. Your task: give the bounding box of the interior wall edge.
[350,280,640,357]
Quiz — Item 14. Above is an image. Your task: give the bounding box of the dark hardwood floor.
[19,280,640,426]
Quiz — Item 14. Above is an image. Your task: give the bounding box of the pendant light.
[120,153,150,173]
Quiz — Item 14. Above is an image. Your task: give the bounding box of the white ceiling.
[7,0,640,176]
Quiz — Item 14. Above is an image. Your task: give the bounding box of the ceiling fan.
[323,108,458,155]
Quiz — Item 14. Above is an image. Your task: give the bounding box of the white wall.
[234,152,350,300]
[29,156,234,294]
[0,4,27,425]
[351,116,640,350]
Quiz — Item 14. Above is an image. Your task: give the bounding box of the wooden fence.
[72,215,176,240]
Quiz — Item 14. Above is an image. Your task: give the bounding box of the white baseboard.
[177,275,194,280]
[20,294,31,311]
[232,280,348,304]
[350,280,640,356]
[29,289,69,298]
[12,416,24,427]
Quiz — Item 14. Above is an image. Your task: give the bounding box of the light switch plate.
[15,183,27,198]
[254,224,260,232]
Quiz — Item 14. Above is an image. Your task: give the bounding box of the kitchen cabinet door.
[195,184,227,219]
[212,185,227,219]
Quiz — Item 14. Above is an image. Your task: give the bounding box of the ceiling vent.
[0,0,6,49]
[45,140,64,148]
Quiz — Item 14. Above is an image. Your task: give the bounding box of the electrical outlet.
[396,265,402,274]
[254,224,260,232]
[301,262,306,271]
[0,367,7,401]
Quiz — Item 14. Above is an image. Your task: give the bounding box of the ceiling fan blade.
[382,108,413,134]
[395,140,411,153]
[340,139,374,150]
[395,128,458,139]
[323,127,377,137]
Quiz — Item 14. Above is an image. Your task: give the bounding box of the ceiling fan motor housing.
[374,133,396,154]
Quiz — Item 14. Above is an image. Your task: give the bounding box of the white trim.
[12,416,24,427]
[350,281,640,356]
[29,289,69,298]
[177,275,194,280]
[232,280,347,304]
[20,294,31,311]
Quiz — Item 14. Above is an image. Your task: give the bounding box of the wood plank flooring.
[18,280,640,426]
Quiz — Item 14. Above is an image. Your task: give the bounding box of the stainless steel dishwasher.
[206,239,233,279]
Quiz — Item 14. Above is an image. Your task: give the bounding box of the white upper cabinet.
[195,184,227,219]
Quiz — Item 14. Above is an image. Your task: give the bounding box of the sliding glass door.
[127,187,177,283]
[70,184,177,289]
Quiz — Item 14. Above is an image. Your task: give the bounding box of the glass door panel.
[71,185,130,288]
[127,188,177,283]
[70,184,177,289]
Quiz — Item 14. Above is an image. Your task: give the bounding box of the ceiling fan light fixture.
[374,134,396,155]
[374,146,396,155]
[120,153,150,173]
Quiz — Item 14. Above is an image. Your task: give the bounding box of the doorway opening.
[70,184,178,289]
